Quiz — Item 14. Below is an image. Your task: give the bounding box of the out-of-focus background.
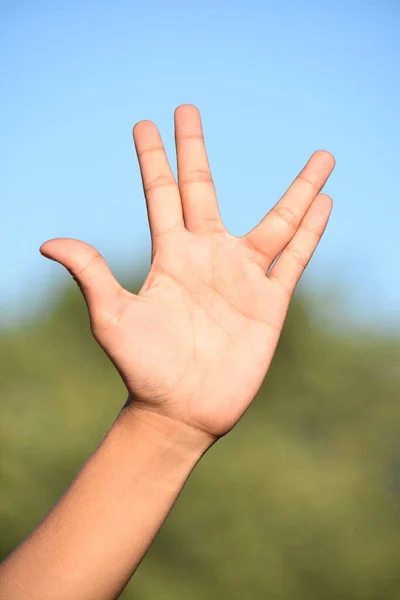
[1,1,400,598]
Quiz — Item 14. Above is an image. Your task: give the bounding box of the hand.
[40,105,334,444]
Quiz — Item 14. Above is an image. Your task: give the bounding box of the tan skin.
[41,104,334,444]
[0,105,335,600]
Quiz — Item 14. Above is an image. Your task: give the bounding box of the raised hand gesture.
[40,105,334,446]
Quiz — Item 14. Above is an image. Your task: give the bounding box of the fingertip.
[39,238,58,259]
[174,104,200,119]
[314,193,333,215]
[318,192,333,202]
[132,120,157,140]
[312,149,336,169]
[39,241,48,256]
[39,238,98,268]
[39,237,69,254]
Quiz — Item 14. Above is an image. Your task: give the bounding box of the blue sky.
[1,0,399,331]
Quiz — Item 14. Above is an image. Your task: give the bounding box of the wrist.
[118,400,216,460]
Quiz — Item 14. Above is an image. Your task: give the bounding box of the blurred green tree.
[1,279,400,599]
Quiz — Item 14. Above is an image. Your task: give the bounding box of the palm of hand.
[41,105,334,439]
[103,230,285,437]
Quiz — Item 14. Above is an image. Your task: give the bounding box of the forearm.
[0,405,212,600]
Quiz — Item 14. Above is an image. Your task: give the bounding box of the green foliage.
[1,279,400,599]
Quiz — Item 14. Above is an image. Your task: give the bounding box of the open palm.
[40,105,334,440]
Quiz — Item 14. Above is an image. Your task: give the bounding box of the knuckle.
[297,173,319,191]
[288,247,309,268]
[302,223,322,242]
[271,204,299,229]
[144,174,176,192]
[75,252,102,278]
[137,145,164,158]
[180,169,213,186]
[179,133,204,140]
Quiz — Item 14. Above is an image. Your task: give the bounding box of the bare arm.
[0,104,335,599]
[0,408,211,600]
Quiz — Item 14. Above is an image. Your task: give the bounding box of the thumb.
[40,238,123,318]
